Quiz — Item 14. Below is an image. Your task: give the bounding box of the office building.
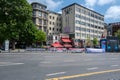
[62,3,104,41]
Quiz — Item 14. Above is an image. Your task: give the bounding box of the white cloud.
[45,0,63,11]
[105,5,120,20]
[84,0,117,9]
[85,0,97,9]
[27,0,63,11]
[58,11,62,14]
[98,0,115,6]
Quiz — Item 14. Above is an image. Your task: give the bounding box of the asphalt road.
[0,52,120,80]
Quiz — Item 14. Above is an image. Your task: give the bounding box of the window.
[44,13,47,18]
[75,26,79,31]
[50,21,51,24]
[49,27,51,30]
[39,19,42,24]
[53,17,54,19]
[53,22,54,25]
[57,28,58,31]
[50,16,51,19]
[33,11,36,16]
[53,28,54,31]
[57,17,59,20]
[59,29,61,32]
[44,20,46,25]
[38,11,42,17]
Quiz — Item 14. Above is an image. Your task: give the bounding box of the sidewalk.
[1,49,25,53]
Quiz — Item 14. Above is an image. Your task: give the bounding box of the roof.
[47,10,62,15]
[31,2,47,8]
[62,3,104,17]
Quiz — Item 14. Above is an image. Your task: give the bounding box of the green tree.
[19,20,38,45]
[115,30,120,39]
[92,37,98,48]
[0,0,35,49]
[35,30,46,47]
[85,37,92,48]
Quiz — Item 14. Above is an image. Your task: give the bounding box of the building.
[101,23,108,38]
[46,11,62,45]
[62,3,104,41]
[108,22,120,36]
[47,10,62,35]
[31,2,48,33]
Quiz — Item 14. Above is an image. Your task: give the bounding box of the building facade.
[47,11,62,35]
[62,3,104,41]
[47,11,62,45]
[31,2,48,33]
[31,2,63,45]
[108,22,120,36]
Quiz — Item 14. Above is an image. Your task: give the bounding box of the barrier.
[86,48,105,53]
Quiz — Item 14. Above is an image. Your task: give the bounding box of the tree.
[19,20,38,45]
[0,0,34,49]
[92,37,98,48]
[115,30,120,39]
[35,30,46,47]
[85,37,92,48]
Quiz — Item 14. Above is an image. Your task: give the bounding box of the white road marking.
[87,67,98,70]
[0,62,24,66]
[111,65,119,67]
[46,72,66,76]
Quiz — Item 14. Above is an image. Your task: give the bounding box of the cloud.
[58,11,62,14]
[45,0,63,11]
[27,0,63,11]
[85,0,97,9]
[84,0,117,9]
[105,5,120,20]
[98,0,115,6]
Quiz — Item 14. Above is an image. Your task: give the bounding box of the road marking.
[111,65,119,67]
[87,67,98,70]
[46,72,66,76]
[0,62,24,66]
[46,69,120,80]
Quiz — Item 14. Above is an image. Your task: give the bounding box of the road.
[0,52,120,80]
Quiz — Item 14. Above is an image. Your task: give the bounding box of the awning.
[51,42,63,48]
[62,38,71,43]
[63,44,72,48]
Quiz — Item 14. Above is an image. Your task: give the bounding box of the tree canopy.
[0,0,46,49]
[92,37,98,47]
[85,37,92,47]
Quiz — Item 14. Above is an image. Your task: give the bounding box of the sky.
[27,0,120,23]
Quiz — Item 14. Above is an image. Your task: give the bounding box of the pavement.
[0,52,120,80]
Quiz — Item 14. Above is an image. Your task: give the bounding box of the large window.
[38,11,42,17]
